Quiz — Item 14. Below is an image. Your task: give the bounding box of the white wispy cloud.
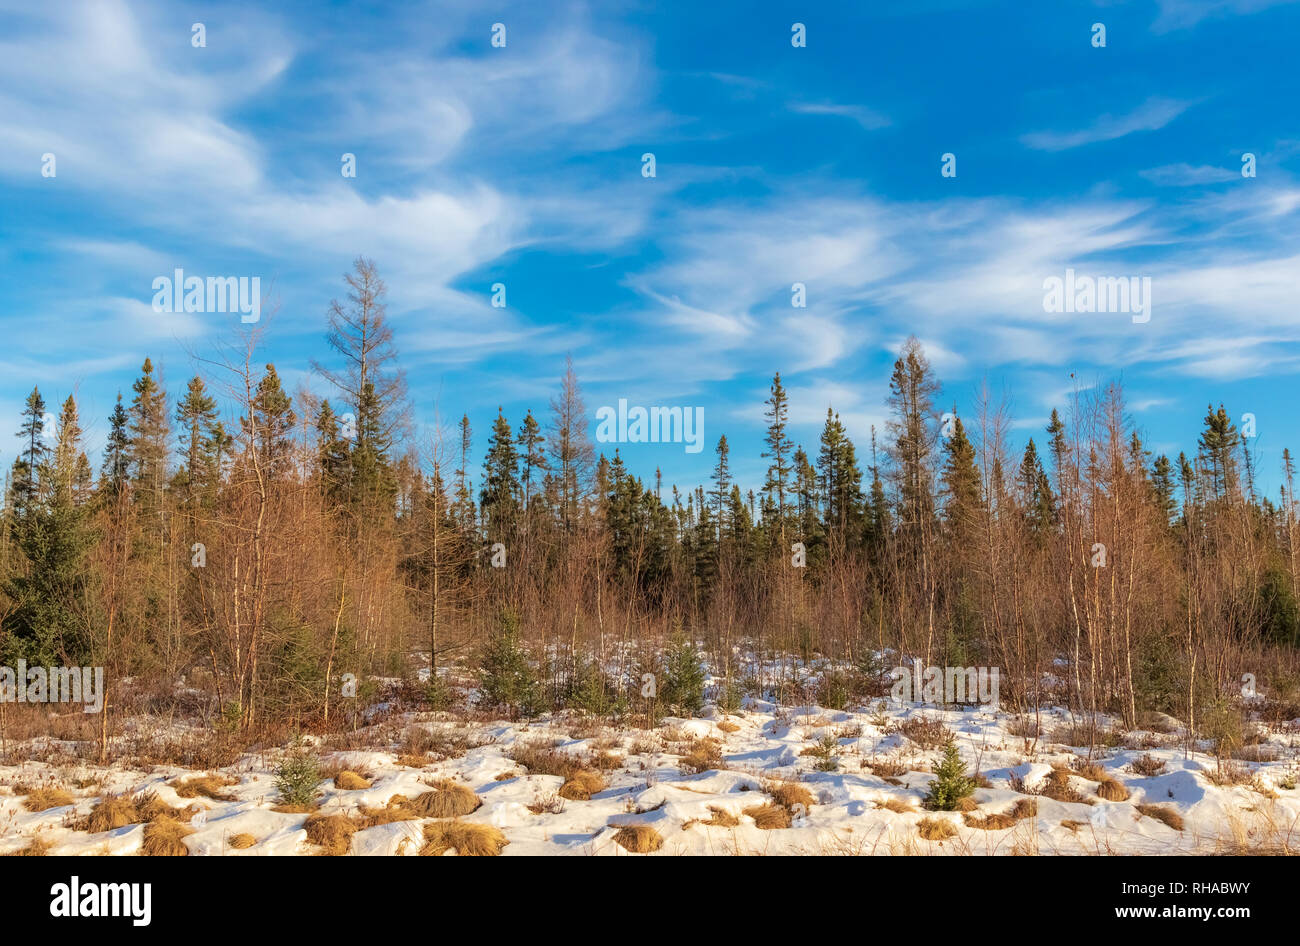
[1022,97,1195,151]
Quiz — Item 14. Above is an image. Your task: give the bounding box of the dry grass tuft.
[702,806,740,827]
[141,818,193,856]
[963,798,1037,830]
[1095,776,1130,802]
[303,812,359,856]
[717,719,741,733]
[407,780,482,817]
[333,770,372,790]
[612,824,663,852]
[879,797,915,814]
[558,768,607,801]
[1136,804,1184,832]
[743,803,792,829]
[893,716,950,749]
[917,816,958,841]
[3,837,51,856]
[356,798,421,827]
[227,833,257,850]
[419,821,509,856]
[679,738,724,775]
[169,774,237,801]
[1130,754,1167,777]
[21,787,75,812]
[866,759,908,778]
[1038,768,1086,804]
[765,780,815,811]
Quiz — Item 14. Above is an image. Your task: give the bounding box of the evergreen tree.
[128,358,170,512]
[175,376,218,506]
[10,387,47,519]
[101,393,131,495]
[761,372,794,538]
[661,630,706,717]
[710,435,731,541]
[1151,454,1176,526]
[481,408,520,540]
[1018,438,1055,537]
[940,411,981,535]
[3,395,95,664]
[516,410,547,513]
[925,735,975,810]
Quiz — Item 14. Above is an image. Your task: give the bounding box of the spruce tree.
[761,372,794,539]
[925,735,975,810]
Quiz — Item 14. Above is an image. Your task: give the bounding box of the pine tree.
[887,338,940,530]
[1197,403,1239,502]
[316,400,351,499]
[100,393,131,495]
[1018,438,1055,537]
[3,395,95,664]
[481,408,520,540]
[478,609,539,718]
[661,630,706,717]
[312,257,406,506]
[940,411,981,535]
[10,387,47,520]
[762,372,794,539]
[175,376,218,507]
[516,410,547,513]
[925,735,975,810]
[710,435,731,541]
[128,358,170,514]
[246,364,295,477]
[1151,454,1176,526]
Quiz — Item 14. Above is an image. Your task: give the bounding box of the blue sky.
[3,0,1299,500]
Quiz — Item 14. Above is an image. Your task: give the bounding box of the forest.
[3,257,1298,759]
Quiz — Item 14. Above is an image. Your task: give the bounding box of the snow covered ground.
[2,698,1298,856]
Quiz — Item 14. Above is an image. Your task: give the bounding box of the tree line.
[3,257,1298,751]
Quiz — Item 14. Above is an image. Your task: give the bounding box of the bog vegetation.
[2,257,1298,761]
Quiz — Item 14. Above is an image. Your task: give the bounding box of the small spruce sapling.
[926,735,975,810]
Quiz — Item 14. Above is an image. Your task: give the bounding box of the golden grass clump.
[1137,804,1185,832]
[408,780,482,817]
[3,837,51,856]
[303,812,359,856]
[81,791,194,833]
[141,819,193,856]
[1039,768,1086,804]
[879,797,915,814]
[169,774,238,801]
[419,821,509,856]
[356,798,421,828]
[743,803,792,829]
[558,769,607,801]
[84,794,140,832]
[679,738,725,775]
[333,770,372,791]
[612,824,663,853]
[765,780,815,812]
[917,817,958,841]
[717,719,741,733]
[227,833,257,850]
[21,787,75,812]
[1095,776,1130,802]
[963,798,1037,830]
[702,806,740,827]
